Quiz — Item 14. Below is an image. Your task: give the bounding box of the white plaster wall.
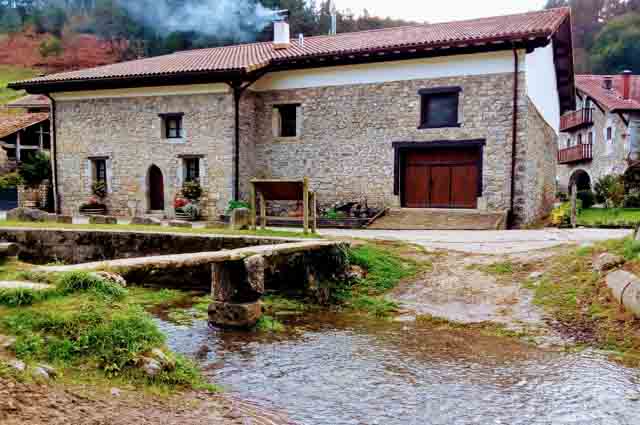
[252,51,519,92]
[525,42,560,134]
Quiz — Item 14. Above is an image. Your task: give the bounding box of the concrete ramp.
[368,208,508,230]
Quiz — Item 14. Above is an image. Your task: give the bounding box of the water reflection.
[156,311,640,425]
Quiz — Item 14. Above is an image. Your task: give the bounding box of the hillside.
[0,65,39,105]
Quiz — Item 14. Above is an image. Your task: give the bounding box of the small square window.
[160,113,184,139]
[276,104,299,137]
[184,157,200,182]
[419,87,461,129]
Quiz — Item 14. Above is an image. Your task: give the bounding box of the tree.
[591,12,640,73]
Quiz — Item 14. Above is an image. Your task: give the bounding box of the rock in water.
[593,253,625,272]
[208,301,262,328]
[91,271,127,287]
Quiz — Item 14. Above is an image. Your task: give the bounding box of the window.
[275,104,299,137]
[419,87,461,129]
[577,133,583,145]
[93,159,107,183]
[588,131,594,145]
[160,113,184,139]
[184,157,200,182]
[606,127,613,141]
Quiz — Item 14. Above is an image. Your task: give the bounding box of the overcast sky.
[336,0,549,23]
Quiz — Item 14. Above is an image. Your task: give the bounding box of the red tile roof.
[0,112,49,139]
[6,95,51,109]
[576,74,640,112]
[12,8,570,87]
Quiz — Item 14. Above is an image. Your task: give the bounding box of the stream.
[155,309,640,425]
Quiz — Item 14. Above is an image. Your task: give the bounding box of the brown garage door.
[403,147,481,209]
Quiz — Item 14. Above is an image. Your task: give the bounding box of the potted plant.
[174,196,199,221]
[79,196,107,215]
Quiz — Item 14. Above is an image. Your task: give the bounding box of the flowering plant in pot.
[174,196,199,221]
[79,195,107,215]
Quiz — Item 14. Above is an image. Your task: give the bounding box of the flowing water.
[156,310,640,425]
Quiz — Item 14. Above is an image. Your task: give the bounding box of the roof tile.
[0,112,49,139]
[576,74,640,112]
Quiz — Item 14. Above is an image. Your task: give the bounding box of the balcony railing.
[560,108,594,132]
[558,143,593,164]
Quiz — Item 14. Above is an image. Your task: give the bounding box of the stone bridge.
[41,240,349,327]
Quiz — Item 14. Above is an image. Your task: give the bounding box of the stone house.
[557,73,640,193]
[10,8,575,228]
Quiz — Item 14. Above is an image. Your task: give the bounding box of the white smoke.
[118,0,275,42]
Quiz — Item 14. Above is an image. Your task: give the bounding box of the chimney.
[329,13,337,36]
[603,76,613,90]
[273,10,290,50]
[622,70,632,100]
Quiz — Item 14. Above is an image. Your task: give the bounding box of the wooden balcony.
[558,143,593,164]
[560,108,594,132]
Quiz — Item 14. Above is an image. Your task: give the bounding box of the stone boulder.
[230,208,250,230]
[593,253,624,272]
[89,215,117,225]
[130,216,162,226]
[169,220,192,228]
[606,270,640,317]
[0,243,19,258]
[208,301,262,328]
[91,271,127,287]
[139,357,162,377]
[6,207,47,222]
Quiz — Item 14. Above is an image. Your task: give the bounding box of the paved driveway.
[313,228,633,254]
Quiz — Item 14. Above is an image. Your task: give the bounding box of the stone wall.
[512,99,557,225]
[250,68,535,222]
[0,227,296,264]
[55,92,236,218]
[557,104,636,191]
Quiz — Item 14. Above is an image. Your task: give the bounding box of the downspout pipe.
[508,47,520,229]
[232,84,242,201]
[43,93,59,214]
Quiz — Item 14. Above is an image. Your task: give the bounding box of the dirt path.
[389,246,567,341]
[0,377,296,425]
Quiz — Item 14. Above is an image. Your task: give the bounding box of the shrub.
[550,201,582,227]
[92,181,107,198]
[57,271,127,300]
[0,288,38,307]
[594,174,625,208]
[39,36,63,57]
[624,190,640,208]
[0,172,24,189]
[181,180,202,201]
[18,151,51,186]
[577,190,596,209]
[226,200,250,213]
[556,191,569,203]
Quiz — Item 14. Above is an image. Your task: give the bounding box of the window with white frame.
[184,157,200,182]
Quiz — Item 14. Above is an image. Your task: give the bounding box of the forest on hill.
[546,0,640,74]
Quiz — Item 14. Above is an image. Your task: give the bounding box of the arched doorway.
[147,165,165,211]
[569,169,591,193]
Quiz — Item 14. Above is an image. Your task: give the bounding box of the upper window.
[577,133,583,145]
[184,157,200,182]
[419,87,461,129]
[160,113,184,139]
[275,104,299,138]
[588,131,594,145]
[606,127,613,141]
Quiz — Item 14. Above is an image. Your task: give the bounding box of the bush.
[624,190,640,208]
[550,201,582,227]
[57,272,127,300]
[39,36,63,57]
[577,190,596,209]
[0,172,24,189]
[181,180,202,201]
[594,174,625,208]
[92,181,107,198]
[556,191,569,202]
[226,200,250,213]
[18,151,51,186]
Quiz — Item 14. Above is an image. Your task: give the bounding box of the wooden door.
[148,165,164,211]
[402,147,480,209]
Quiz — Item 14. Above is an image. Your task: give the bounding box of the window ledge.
[418,123,462,130]
[166,138,188,144]
[273,136,301,143]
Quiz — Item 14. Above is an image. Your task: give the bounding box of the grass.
[0,65,39,105]
[334,243,427,317]
[0,220,314,239]
[415,314,531,339]
[524,238,640,366]
[0,261,217,392]
[577,208,640,228]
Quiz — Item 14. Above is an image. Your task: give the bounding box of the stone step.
[368,208,508,230]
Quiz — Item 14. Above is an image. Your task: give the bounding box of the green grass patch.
[0,220,315,239]
[415,314,531,339]
[528,240,640,365]
[0,65,39,105]
[255,315,285,332]
[577,208,640,228]
[478,261,515,275]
